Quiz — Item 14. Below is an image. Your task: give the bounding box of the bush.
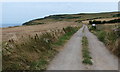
[89,19,120,24]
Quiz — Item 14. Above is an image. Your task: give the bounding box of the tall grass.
[2,26,80,70]
[92,30,106,43]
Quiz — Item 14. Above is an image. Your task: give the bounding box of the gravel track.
[47,25,118,70]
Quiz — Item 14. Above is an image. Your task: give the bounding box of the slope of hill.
[22,12,119,26]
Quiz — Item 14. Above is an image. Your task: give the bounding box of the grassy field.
[2,21,79,42]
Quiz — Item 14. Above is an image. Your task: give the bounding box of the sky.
[1,0,119,2]
[1,1,119,27]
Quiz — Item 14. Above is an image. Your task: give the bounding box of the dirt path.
[47,25,118,70]
[47,25,86,70]
[84,25,118,70]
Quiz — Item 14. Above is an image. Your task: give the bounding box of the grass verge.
[54,27,79,46]
[82,36,93,65]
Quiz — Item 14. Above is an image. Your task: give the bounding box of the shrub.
[89,19,120,24]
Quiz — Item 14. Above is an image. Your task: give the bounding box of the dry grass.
[2,21,79,42]
[82,17,118,24]
[93,17,118,21]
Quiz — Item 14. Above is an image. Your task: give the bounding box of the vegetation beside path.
[89,24,120,57]
[2,25,81,70]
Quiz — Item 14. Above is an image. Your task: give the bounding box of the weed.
[82,58,93,65]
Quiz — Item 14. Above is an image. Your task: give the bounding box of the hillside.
[22,12,119,25]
